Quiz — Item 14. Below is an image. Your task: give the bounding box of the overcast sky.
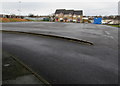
[1,0,120,16]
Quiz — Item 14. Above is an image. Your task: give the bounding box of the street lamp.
[18,1,21,17]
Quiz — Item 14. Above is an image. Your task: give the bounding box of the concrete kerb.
[1,30,94,45]
[3,51,51,85]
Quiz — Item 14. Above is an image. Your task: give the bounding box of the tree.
[28,14,34,17]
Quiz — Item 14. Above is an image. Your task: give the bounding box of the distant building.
[55,9,83,23]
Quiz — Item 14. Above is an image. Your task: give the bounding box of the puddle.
[4,64,10,67]
[3,75,43,84]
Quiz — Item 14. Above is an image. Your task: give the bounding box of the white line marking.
[104,35,114,39]
[105,31,110,35]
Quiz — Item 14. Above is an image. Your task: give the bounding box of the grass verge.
[107,24,120,28]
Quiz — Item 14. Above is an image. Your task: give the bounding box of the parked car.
[73,20,76,23]
[43,18,50,21]
[60,18,63,22]
[70,20,73,22]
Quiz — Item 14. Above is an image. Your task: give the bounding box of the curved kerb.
[1,30,94,45]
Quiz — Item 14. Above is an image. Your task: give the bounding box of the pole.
[19,1,21,18]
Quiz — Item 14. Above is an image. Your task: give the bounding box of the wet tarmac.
[1,22,118,84]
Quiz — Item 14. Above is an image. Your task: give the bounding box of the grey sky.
[1,1,119,16]
[1,0,119,2]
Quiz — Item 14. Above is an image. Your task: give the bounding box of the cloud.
[1,2,118,16]
[1,0,119,2]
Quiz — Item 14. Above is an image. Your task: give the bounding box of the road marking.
[104,31,114,39]
[105,31,110,35]
[109,36,114,39]
[104,35,114,39]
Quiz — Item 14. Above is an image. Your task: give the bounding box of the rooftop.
[55,9,83,15]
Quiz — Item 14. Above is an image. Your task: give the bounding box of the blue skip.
[93,17,102,24]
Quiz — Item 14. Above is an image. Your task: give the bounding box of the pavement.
[2,51,44,84]
[1,22,119,84]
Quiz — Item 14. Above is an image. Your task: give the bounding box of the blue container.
[93,17,102,24]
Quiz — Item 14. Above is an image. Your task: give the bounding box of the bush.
[1,18,28,22]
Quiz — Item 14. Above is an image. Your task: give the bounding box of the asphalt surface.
[1,22,118,84]
[2,51,43,84]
